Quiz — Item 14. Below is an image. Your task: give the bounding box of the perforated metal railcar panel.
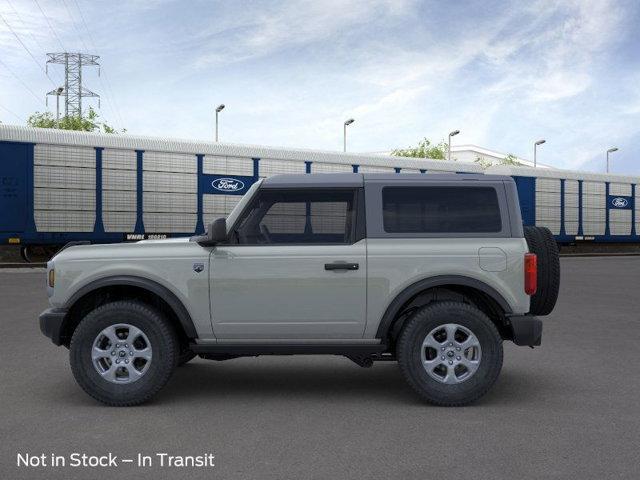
[143,151,197,232]
[203,194,241,225]
[535,178,561,234]
[564,180,579,235]
[258,158,306,177]
[582,181,606,235]
[33,144,94,169]
[144,213,198,233]
[144,192,197,213]
[102,148,137,232]
[203,155,254,176]
[142,172,196,197]
[358,165,396,173]
[310,162,354,173]
[143,151,197,173]
[33,144,96,232]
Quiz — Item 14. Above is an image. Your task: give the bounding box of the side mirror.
[192,217,227,246]
[210,217,227,243]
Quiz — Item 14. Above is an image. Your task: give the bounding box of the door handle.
[324,262,359,271]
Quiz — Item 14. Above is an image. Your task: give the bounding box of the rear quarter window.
[382,186,502,233]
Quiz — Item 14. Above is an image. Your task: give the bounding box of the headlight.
[48,269,55,288]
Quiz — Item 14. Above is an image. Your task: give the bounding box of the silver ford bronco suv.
[39,173,560,406]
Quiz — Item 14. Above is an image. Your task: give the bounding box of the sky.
[1,0,639,174]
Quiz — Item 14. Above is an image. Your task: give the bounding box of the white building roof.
[451,144,553,169]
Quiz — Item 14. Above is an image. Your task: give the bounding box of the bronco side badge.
[193,263,204,273]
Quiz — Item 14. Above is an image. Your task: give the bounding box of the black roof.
[261,173,512,188]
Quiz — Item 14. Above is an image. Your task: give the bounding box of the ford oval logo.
[211,178,244,192]
[612,197,629,208]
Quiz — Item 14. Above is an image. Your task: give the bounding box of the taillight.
[524,253,537,295]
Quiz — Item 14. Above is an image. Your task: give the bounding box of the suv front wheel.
[397,301,503,406]
[69,300,178,406]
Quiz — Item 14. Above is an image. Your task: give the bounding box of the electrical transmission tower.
[46,53,100,118]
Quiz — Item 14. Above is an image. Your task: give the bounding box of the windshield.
[225,179,263,233]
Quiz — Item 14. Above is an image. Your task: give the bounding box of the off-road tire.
[70,300,178,406]
[397,301,503,406]
[524,226,560,315]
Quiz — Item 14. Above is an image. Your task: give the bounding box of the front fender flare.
[64,275,198,339]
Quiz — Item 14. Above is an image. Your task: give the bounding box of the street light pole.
[215,104,225,142]
[606,147,618,173]
[55,87,63,127]
[534,139,546,167]
[343,118,355,152]
[448,130,460,161]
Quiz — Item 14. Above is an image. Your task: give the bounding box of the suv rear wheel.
[69,300,178,406]
[397,301,503,406]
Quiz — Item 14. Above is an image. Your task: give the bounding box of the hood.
[52,237,200,262]
[136,237,191,245]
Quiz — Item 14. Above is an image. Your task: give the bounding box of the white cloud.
[1,0,639,174]
[193,0,415,68]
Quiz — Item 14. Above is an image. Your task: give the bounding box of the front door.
[210,188,366,339]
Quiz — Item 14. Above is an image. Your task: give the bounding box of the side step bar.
[190,343,388,356]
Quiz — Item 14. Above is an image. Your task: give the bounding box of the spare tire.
[523,226,560,316]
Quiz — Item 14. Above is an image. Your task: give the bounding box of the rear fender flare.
[375,275,512,340]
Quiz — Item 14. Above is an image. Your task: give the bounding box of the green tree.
[391,138,450,160]
[27,107,124,133]
[474,153,523,169]
[502,153,522,166]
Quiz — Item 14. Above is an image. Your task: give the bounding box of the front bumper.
[508,315,542,347]
[39,308,68,346]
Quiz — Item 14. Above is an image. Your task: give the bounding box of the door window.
[233,189,356,244]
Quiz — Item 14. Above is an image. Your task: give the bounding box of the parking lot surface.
[1,257,639,479]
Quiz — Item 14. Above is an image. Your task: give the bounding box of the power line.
[68,0,125,128]
[6,0,47,53]
[0,57,46,105]
[33,0,66,52]
[70,0,97,48]
[0,103,24,122]
[59,0,90,52]
[5,0,65,85]
[0,12,57,88]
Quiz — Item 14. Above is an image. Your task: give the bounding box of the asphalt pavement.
[1,257,639,479]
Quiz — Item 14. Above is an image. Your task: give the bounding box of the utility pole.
[46,53,100,118]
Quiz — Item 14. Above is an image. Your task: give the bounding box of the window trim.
[224,187,363,246]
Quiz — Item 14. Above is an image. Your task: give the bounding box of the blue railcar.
[1,125,483,258]
[4,125,636,259]
[486,165,639,243]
